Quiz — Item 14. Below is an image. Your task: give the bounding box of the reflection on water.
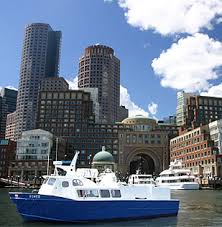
[1,188,222,227]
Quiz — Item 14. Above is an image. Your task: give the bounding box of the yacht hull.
[9,192,179,222]
[157,183,199,190]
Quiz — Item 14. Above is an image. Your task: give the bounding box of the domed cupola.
[92,146,116,173]
[93,146,114,163]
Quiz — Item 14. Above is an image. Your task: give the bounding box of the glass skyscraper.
[15,23,61,139]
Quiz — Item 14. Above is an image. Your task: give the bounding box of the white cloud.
[216,17,222,24]
[104,0,113,3]
[118,0,222,35]
[151,33,222,92]
[120,85,149,117]
[148,102,158,115]
[6,85,18,91]
[201,83,222,97]
[66,77,78,90]
[143,42,151,49]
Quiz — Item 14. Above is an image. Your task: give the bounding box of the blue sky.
[1,0,222,119]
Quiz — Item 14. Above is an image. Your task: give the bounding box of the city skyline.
[1,0,222,120]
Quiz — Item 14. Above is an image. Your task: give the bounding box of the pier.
[0,177,41,188]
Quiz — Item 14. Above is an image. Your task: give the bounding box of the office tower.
[185,95,222,129]
[176,91,195,126]
[177,91,222,129]
[118,105,128,122]
[36,89,124,166]
[36,90,95,137]
[0,88,17,138]
[79,87,100,123]
[39,77,69,91]
[15,23,61,140]
[78,45,120,124]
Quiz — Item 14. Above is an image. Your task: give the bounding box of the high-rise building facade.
[15,23,61,140]
[36,90,95,137]
[185,95,222,129]
[118,106,129,122]
[39,77,69,92]
[78,45,120,124]
[176,91,222,130]
[5,111,16,141]
[0,88,17,138]
[36,89,128,167]
[176,91,195,126]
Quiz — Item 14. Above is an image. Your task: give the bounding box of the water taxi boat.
[9,152,179,222]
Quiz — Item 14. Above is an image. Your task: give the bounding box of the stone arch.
[125,148,161,175]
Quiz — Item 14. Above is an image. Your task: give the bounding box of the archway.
[129,153,155,175]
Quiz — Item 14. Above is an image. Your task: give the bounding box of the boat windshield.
[72,179,83,186]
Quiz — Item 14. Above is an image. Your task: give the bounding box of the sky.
[1,0,222,120]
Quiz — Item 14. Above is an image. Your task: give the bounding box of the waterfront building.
[0,139,16,178]
[9,129,66,181]
[15,23,61,140]
[170,125,222,178]
[117,115,174,176]
[5,112,16,141]
[0,88,17,138]
[78,45,120,124]
[16,129,54,160]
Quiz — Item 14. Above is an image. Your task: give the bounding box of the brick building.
[0,139,16,177]
[170,126,222,178]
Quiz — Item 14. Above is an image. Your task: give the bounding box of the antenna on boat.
[70,151,80,172]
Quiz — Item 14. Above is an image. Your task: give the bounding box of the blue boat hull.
[9,193,179,223]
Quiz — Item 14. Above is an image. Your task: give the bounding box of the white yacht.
[155,160,199,190]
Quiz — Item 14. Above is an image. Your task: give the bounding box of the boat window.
[168,180,177,183]
[62,181,69,188]
[57,167,67,176]
[72,179,83,186]
[100,190,110,198]
[43,177,49,184]
[77,189,99,198]
[111,190,121,198]
[180,179,194,182]
[138,176,151,179]
[47,178,56,186]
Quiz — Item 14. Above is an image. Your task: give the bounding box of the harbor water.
[1,188,222,227]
